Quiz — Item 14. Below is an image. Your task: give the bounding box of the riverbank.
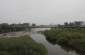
[0,35,48,55]
[43,28,85,53]
[0,31,27,38]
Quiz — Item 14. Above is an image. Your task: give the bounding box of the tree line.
[56,21,85,28]
[0,23,34,33]
[64,21,84,27]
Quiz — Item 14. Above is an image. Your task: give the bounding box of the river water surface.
[28,28,84,55]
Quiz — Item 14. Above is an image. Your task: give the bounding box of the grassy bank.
[43,28,85,52]
[0,35,48,55]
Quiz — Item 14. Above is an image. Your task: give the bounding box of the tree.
[1,23,10,29]
[0,23,31,33]
[23,23,30,28]
[64,22,69,26]
[69,22,74,26]
[10,24,17,31]
[0,24,2,33]
[32,23,36,26]
[0,23,10,32]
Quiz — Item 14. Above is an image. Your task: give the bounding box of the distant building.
[74,21,85,26]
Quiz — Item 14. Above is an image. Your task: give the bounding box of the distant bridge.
[28,26,85,28]
[29,26,53,28]
[57,26,85,28]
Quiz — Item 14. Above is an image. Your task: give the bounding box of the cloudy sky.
[0,0,85,25]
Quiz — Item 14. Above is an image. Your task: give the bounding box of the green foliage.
[0,35,48,55]
[43,28,85,52]
[0,23,30,33]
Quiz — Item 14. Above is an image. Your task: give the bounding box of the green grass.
[0,35,48,55]
[43,28,85,52]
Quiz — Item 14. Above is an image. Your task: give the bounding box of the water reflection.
[46,38,85,55]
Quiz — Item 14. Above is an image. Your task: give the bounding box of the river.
[28,28,84,55]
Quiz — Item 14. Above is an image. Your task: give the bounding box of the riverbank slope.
[43,28,85,52]
[0,35,48,55]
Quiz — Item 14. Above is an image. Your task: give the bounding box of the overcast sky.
[0,0,85,25]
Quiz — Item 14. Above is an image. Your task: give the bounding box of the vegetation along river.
[28,28,84,55]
